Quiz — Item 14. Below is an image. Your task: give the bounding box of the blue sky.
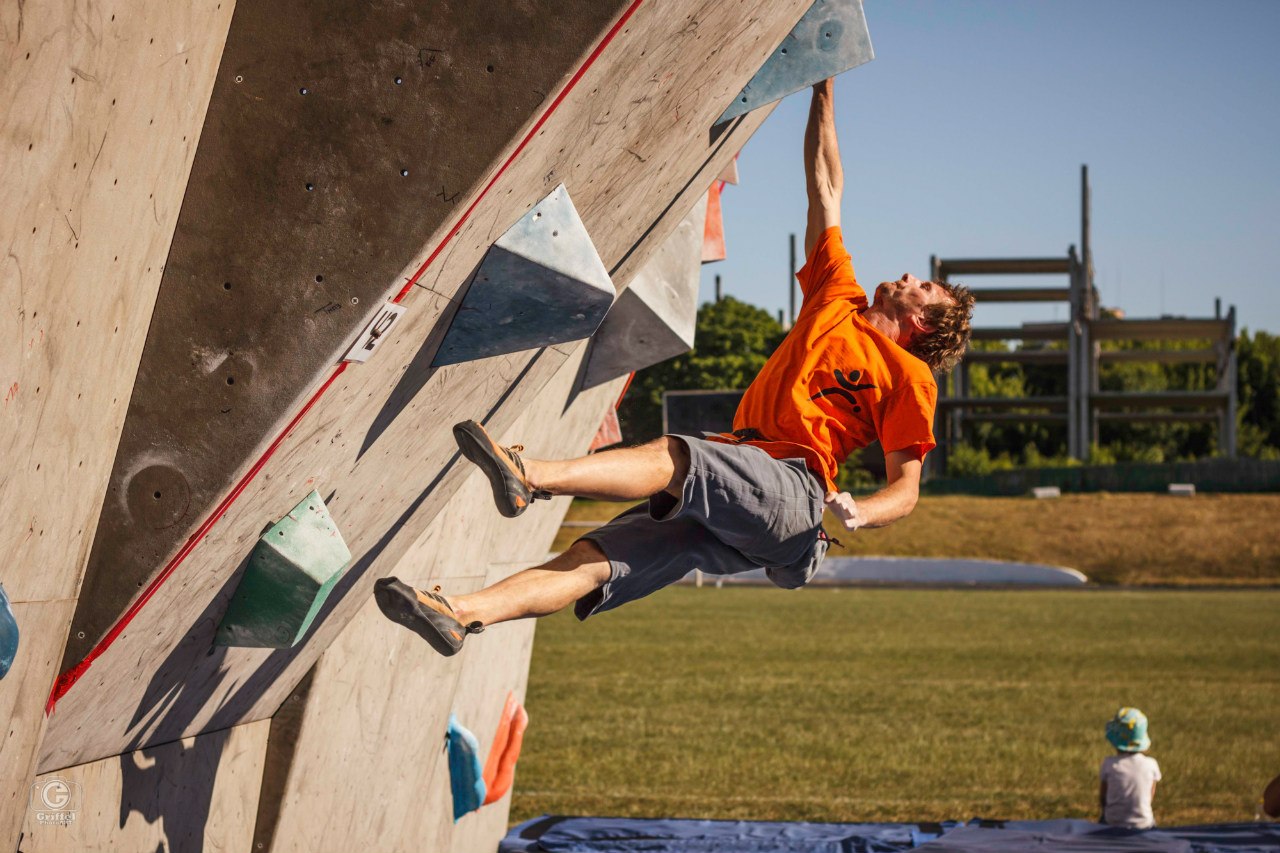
[701,0,1280,333]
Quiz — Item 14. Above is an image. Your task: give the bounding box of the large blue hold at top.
[715,0,875,126]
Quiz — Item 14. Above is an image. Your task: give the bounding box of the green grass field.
[512,587,1279,827]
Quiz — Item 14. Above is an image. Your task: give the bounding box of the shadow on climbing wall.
[117,728,231,849]
[355,274,468,462]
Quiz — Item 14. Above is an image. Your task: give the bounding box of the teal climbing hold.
[214,490,351,648]
[715,0,874,126]
[432,184,615,366]
[446,713,487,821]
[0,584,18,679]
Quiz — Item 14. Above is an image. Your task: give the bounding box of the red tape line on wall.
[47,0,647,714]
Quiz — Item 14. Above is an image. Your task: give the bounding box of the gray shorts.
[575,435,828,620]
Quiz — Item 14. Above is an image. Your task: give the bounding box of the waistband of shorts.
[720,428,827,491]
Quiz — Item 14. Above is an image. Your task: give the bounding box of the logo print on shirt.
[810,369,876,412]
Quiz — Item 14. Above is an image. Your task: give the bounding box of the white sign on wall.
[343,302,406,364]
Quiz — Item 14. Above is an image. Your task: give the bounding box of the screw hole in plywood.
[226,376,235,385]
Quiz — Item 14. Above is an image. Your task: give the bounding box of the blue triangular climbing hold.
[432,184,616,367]
[715,0,874,126]
[0,584,18,679]
[446,713,487,821]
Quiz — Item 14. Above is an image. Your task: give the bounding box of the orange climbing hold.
[483,692,529,805]
[702,181,726,263]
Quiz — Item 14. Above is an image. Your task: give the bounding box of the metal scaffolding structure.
[928,166,1237,476]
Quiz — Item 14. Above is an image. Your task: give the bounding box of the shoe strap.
[505,445,550,500]
[431,585,484,633]
[427,586,456,615]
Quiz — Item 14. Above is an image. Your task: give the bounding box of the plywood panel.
[68,0,633,661]
[0,3,236,847]
[42,0,794,772]
[1,601,74,846]
[448,619,538,853]
[21,719,268,853]
[259,361,621,852]
[0,0,235,605]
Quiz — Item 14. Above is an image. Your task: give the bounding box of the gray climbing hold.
[715,0,874,126]
[432,184,615,366]
[580,195,704,390]
[214,490,351,648]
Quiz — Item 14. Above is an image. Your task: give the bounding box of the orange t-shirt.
[711,227,937,491]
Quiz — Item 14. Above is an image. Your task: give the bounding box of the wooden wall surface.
[0,0,235,846]
[5,2,807,849]
[40,0,790,772]
[256,337,620,853]
[21,720,268,853]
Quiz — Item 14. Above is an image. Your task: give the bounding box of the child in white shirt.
[1099,707,1162,829]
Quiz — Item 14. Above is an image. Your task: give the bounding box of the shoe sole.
[453,420,528,518]
[373,577,463,657]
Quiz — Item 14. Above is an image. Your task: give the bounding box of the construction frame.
[928,166,1237,477]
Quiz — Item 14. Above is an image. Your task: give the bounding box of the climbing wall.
[38,0,794,773]
[4,0,874,849]
[251,346,609,852]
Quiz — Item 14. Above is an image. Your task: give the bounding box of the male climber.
[374,78,974,655]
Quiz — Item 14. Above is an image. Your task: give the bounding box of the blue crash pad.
[500,816,1280,853]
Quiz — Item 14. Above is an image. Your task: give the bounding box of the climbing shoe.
[453,419,551,518]
[373,577,483,657]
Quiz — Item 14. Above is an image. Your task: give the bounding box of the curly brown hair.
[906,281,974,373]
